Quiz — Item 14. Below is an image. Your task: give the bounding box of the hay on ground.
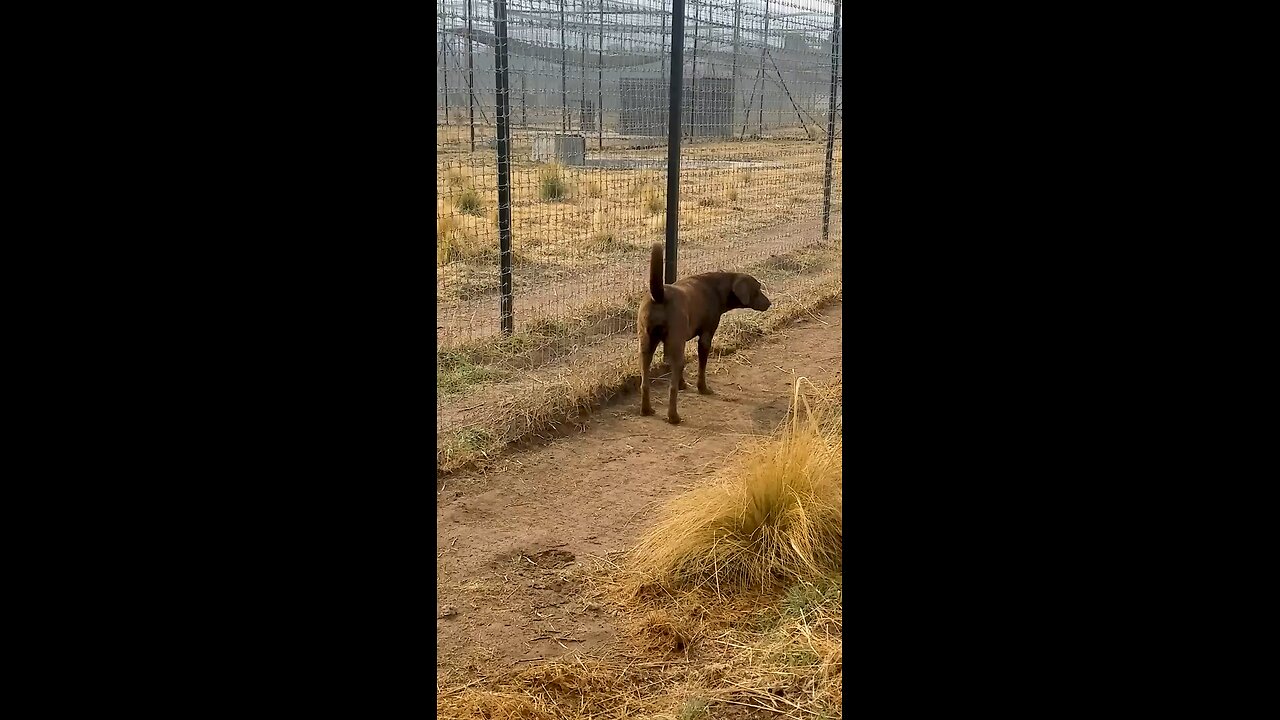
[627,378,842,593]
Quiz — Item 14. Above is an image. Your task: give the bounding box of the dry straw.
[628,377,842,594]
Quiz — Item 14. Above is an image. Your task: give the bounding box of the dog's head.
[732,274,772,312]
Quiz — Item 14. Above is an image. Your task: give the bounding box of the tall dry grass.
[538,164,569,201]
[628,378,842,593]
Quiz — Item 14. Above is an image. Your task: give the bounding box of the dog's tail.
[649,243,665,303]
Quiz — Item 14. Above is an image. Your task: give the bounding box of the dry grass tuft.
[740,168,754,185]
[585,208,631,252]
[584,179,604,198]
[437,213,461,242]
[645,193,665,216]
[632,608,704,657]
[514,661,625,698]
[641,185,665,216]
[727,188,739,203]
[647,213,666,237]
[437,690,550,719]
[629,171,660,197]
[444,167,468,188]
[627,378,842,593]
[538,164,569,201]
[437,214,490,265]
[438,657,641,720]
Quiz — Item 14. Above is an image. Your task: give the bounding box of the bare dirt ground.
[436,299,842,686]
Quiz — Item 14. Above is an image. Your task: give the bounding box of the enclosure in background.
[437,0,842,442]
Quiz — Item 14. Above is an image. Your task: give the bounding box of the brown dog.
[638,243,771,424]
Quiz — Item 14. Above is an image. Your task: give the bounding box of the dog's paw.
[667,414,682,425]
[641,406,655,416]
[698,385,714,395]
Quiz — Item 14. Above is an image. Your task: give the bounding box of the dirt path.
[436,300,843,684]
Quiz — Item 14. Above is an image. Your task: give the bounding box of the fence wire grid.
[437,0,842,445]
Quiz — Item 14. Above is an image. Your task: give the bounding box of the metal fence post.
[689,1,699,140]
[598,2,603,149]
[660,12,667,83]
[494,0,514,335]
[757,0,769,136]
[731,0,741,128]
[559,0,567,132]
[665,0,687,283]
[821,0,842,243]
[439,6,449,125]
[466,0,475,153]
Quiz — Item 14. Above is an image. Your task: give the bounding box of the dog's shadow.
[643,362,739,405]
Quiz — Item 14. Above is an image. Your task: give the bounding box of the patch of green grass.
[439,332,535,366]
[780,575,842,621]
[454,428,493,452]
[437,354,509,395]
[455,188,483,216]
[780,648,820,666]
[678,696,709,719]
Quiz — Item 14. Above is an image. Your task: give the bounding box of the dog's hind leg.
[665,338,684,425]
[697,332,715,394]
[639,335,656,416]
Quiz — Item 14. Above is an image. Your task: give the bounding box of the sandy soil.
[436,300,842,685]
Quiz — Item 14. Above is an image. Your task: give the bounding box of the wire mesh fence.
[437,0,841,459]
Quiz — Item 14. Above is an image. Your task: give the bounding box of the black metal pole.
[580,0,586,132]
[821,0,841,243]
[757,0,769,136]
[766,49,812,139]
[467,0,476,152]
[660,11,667,82]
[521,71,527,127]
[598,3,603,148]
[440,20,449,124]
[494,0,515,335]
[738,66,763,140]
[560,0,567,132]
[731,0,740,128]
[665,0,686,283]
[689,2,699,140]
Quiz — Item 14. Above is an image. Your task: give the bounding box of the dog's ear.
[732,275,756,306]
